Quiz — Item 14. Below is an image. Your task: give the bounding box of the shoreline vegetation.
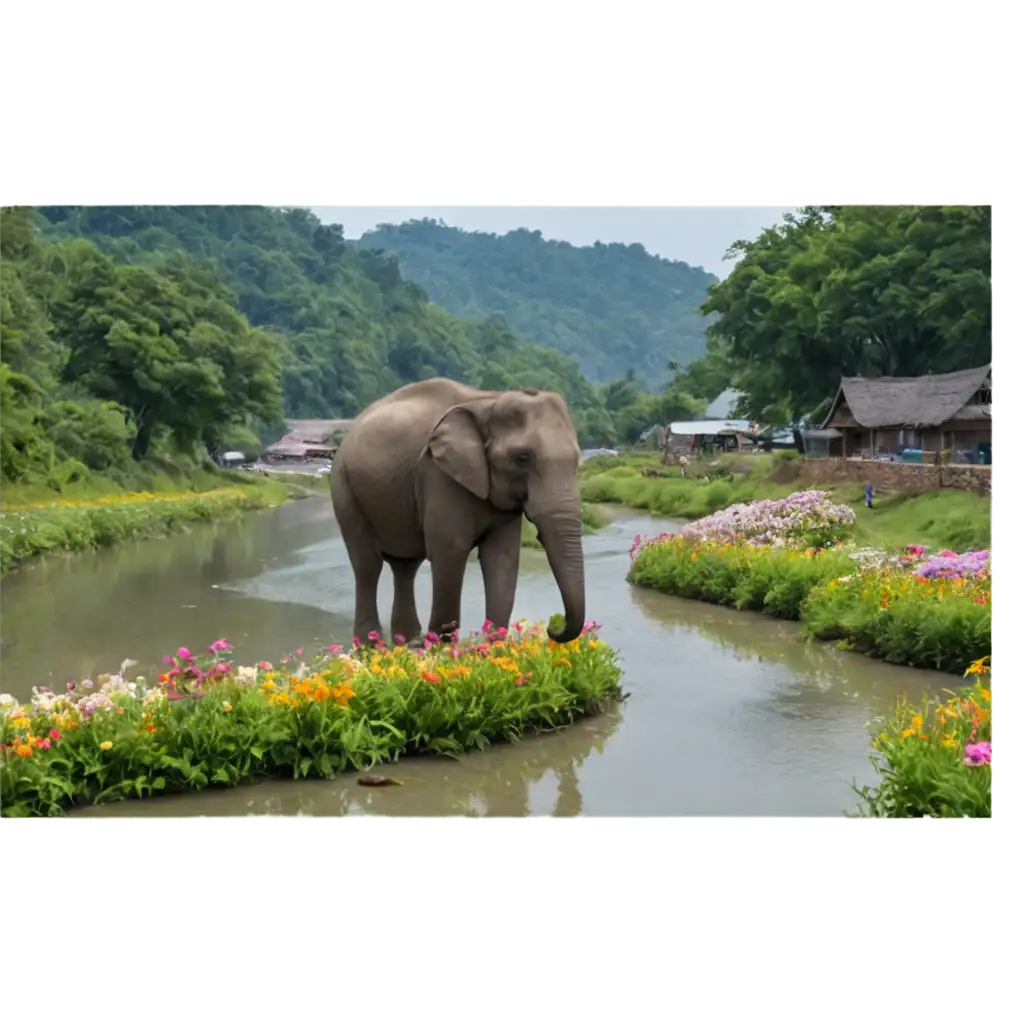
[626,487,991,675]
[0,470,328,576]
[0,621,624,817]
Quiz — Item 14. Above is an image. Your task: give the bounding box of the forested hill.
[358,219,718,387]
[35,207,613,432]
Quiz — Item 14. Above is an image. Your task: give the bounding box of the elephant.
[330,378,585,646]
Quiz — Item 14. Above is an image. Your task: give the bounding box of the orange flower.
[293,680,313,696]
[142,722,157,733]
[422,671,441,685]
[332,684,356,703]
[14,743,33,758]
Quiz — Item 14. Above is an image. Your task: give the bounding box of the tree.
[701,206,991,425]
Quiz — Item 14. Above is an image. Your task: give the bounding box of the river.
[0,497,950,816]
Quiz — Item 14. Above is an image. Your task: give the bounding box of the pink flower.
[208,638,232,653]
[258,660,273,671]
[367,631,381,643]
[163,656,175,665]
[482,619,494,633]
[49,728,62,740]
[295,647,304,656]
[329,644,343,655]
[963,741,991,766]
[37,738,52,750]
[393,635,406,646]
[66,680,76,693]
[352,637,361,648]
[514,676,528,686]
[176,647,192,660]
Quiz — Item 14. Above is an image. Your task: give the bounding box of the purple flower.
[963,741,991,766]
[393,634,406,646]
[176,647,192,660]
[162,656,175,665]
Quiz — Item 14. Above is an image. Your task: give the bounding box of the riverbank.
[0,471,329,576]
[580,452,991,552]
[627,492,991,675]
[853,659,992,817]
[0,622,624,817]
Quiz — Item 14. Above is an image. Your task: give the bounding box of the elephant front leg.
[478,514,523,630]
[427,546,472,641]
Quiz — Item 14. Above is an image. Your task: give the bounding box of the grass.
[0,470,328,576]
[0,622,625,817]
[580,451,990,552]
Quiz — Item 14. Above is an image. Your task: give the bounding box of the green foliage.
[852,676,991,817]
[0,628,624,817]
[701,205,991,424]
[0,485,288,575]
[801,568,990,674]
[36,206,620,445]
[629,540,854,620]
[359,219,718,387]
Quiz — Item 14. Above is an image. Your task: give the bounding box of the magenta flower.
[482,619,494,633]
[393,635,406,646]
[163,655,175,665]
[295,647,304,656]
[329,644,343,655]
[367,631,381,643]
[37,738,52,750]
[66,681,76,693]
[352,637,361,648]
[176,647,191,660]
[963,741,992,766]
[208,638,232,653]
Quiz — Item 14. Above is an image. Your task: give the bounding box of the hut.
[820,364,991,464]
[262,418,355,463]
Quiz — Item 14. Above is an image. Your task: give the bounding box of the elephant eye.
[513,451,532,467]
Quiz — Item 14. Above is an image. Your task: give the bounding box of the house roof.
[822,364,991,429]
[703,388,745,419]
[669,419,754,435]
[263,418,354,457]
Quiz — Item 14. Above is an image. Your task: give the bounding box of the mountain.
[34,206,615,440]
[358,219,718,388]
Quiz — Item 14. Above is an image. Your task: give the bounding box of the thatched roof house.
[263,418,355,460]
[821,364,991,462]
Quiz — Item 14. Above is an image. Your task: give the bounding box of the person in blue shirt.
[865,482,874,509]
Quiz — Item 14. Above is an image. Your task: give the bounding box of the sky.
[307,206,797,281]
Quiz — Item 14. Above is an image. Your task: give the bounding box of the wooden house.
[820,364,992,464]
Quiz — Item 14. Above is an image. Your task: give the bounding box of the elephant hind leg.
[332,471,384,643]
[385,555,423,644]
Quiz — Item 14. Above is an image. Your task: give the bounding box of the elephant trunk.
[530,507,586,644]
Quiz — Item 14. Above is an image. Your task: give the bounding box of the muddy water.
[0,498,951,816]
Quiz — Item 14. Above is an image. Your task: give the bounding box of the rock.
[357,775,403,787]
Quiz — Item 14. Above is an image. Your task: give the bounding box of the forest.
[2,205,695,489]
[359,219,718,387]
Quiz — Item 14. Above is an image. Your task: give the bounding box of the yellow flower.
[940,738,957,749]
[978,687,991,702]
[553,658,572,668]
[911,715,923,731]
[11,716,31,729]
[100,740,113,751]
[260,680,276,692]
[222,702,233,712]
[901,728,914,739]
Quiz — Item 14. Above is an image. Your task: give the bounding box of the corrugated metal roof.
[669,419,753,435]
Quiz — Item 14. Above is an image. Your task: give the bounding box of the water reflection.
[76,705,622,817]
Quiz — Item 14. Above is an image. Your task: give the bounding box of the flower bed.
[852,657,992,817]
[0,487,281,574]
[0,622,624,817]
[802,551,991,673]
[629,496,991,673]
[629,490,857,557]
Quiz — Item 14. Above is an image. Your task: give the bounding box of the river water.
[0,497,950,816]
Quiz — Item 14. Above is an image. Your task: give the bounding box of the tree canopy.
[701,205,991,425]
[359,219,718,387]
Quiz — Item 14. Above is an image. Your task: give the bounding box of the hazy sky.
[308,206,796,281]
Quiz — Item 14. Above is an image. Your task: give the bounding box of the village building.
[262,418,355,463]
[666,418,758,455]
[819,364,991,464]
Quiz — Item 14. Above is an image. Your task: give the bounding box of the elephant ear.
[427,406,490,500]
